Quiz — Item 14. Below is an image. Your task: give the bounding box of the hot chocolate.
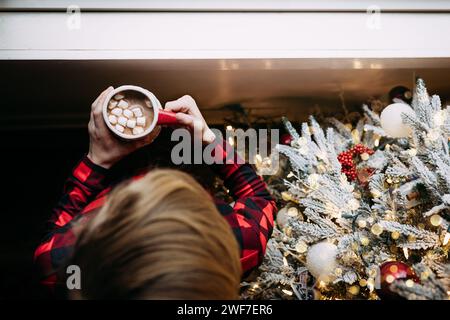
[106,90,154,137]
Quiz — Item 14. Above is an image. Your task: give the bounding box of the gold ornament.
[359,279,367,287]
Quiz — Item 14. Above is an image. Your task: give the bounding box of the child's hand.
[164,95,216,144]
[87,87,159,169]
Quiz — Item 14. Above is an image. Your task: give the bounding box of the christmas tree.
[242,79,449,300]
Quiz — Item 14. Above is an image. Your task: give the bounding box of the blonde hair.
[70,169,241,299]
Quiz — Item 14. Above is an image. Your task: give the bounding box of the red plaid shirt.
[34,142,276,292]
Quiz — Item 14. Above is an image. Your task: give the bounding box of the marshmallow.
[114,93,125,100]
[133,126,144,135]
[115,124,125,133]
[126,119,136,129]
[117,100,129,109]
[111,108,123,116]
[123,109,133,119]
[108,115,118,125]
[131,107,143,118]
[136,116,146,126]
[118,116,128,126]
[108,100,118,109]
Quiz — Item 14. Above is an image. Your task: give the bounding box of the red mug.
[102,85,178,140]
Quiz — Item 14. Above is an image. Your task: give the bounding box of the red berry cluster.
[337,144,374,181]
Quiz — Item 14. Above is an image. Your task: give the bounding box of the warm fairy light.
[408,148,417,156]
[360,237,370,246]
[318,281,326,289]
[374,139,380,147]
[443,233,450,245]
[420,271,430,280]
[367,278,375,292]
[348,199,360,211]
[430,214,443,227]
[282,289,293,296]
[385,275,395,284]
[348,285,360,295]
[403,247,409,259]
[360,152,370,161]
[405,279,415,288]
[295,240,308,253]
[307,173,319,187]
[226,125,233,131]
[228,136,234,146]
[371,223,384,236]
[358,219,367,228]
[391,231,400,240]
[334,268,343,276]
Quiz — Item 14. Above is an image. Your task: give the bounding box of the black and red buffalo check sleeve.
[211,140,277,274]
[34,140,277,291]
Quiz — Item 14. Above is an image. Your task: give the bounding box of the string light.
[358,219,367,228]
[371,223,384,236]
[430,214,443,227]
[295,240,308,253]
[405,279,415,288]
[282,289,293,296]
[403,247,409,259]
[443,232,450,245]
[360,237,370,246]
[348,285,360,295]
[391,231,400,240]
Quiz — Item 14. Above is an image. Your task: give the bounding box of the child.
[34,87,277,299]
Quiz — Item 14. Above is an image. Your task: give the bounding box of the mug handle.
[156,110,179,125]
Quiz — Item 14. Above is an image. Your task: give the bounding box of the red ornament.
[281,133,294,145]
[376,261,420,300]
[337,144,374,182]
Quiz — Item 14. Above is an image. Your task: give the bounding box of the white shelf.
[2,0,450,12]
[1,11,450,60]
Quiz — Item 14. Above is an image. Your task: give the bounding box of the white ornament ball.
[276,207,290,229]
[380,103,415,138]
[306,242,337,281]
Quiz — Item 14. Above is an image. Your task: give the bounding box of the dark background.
[1,128,89,298]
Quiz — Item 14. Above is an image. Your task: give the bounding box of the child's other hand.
[87,87,159,169]
[164,95,216,144]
